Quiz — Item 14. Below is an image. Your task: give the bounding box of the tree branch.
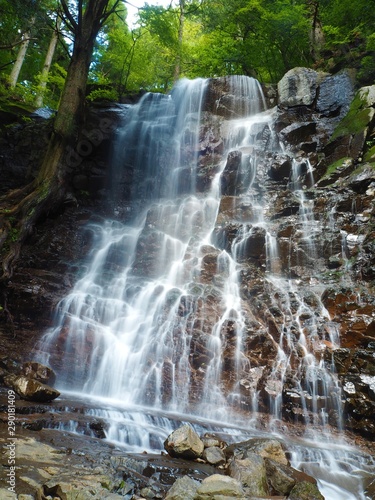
[0,38,37,50]
[78,0,83,32]
[99,0,125,28]
[60,0,78,33]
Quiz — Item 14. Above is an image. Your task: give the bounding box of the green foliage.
[198,0,312,82]
[35,63,67,108]
[0,0,69,107]
[87,87,119,102]
[0,0,373,107]
[318,0,375,83]
[366,33,375,52]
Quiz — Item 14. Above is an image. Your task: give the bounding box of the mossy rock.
[331,88,375,141]
[288,481,324,500]
[364,144,375,162]
[318,157,353,186]
[0,101,35,126]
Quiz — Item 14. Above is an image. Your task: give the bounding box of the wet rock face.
[204,76,265,118]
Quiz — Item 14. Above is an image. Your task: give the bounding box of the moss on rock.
[331,88,375,141]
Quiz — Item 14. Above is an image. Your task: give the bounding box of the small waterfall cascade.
[37,76,374,499]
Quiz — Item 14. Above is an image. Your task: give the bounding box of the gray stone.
[225,437,289,466]
[164,424,204,459]
[195,474,245,499]
[228,454,269,497]
[0,490,16,499]
[201,433,226,449]
[278,68,321,107]
[316,70,354,117]
[264,457,296,495]
[203,446,226,465]
[165,475,200,500]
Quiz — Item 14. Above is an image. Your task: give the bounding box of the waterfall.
[38,76,270,417]
[37,76,373,499]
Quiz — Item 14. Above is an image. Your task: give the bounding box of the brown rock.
[4,374,60,402]
[22,361,56,385]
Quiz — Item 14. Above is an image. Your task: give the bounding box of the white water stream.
[37,77,374,499]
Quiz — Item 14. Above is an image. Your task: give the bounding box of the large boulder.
[225,437,289,465]
[195,474,245,499]
[228,454,269,497]
[323,84,375,166]
[264,458,299,495]
[4,374,60,402]
[316,70,354,117]
[21,361,56,385]
[165,475,200,500]
[164,424,204,459]
[278,68,322,107]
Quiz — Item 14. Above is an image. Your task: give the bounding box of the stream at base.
[45,392,374,500]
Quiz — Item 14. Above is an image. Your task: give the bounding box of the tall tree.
[174,0,186,81]
[34,16,61,107]
[0,0,124,278]
[306,0,325,62]
[8,18,35,87]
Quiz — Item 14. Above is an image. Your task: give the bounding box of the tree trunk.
[307,0,325,61]
[8,31,31,87]
[174,0,186,82]
[35,18,61,108]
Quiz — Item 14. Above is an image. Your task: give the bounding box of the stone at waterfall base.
[228,454,269,497]
[164,424,204,459]
[165,475,200,500]
[163,427,326,499]
[288,481,325,499]
[195,474,245,499]
[4,374,60,402]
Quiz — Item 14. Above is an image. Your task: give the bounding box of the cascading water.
[37,76,374,499]
[39,77,269,416]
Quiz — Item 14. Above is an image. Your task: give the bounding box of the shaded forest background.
[1,0,375,110]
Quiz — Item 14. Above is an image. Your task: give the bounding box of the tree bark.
[35,18,61,108]
[8,30,32,87]
[174,0,186,82]
[307,0,325,62]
